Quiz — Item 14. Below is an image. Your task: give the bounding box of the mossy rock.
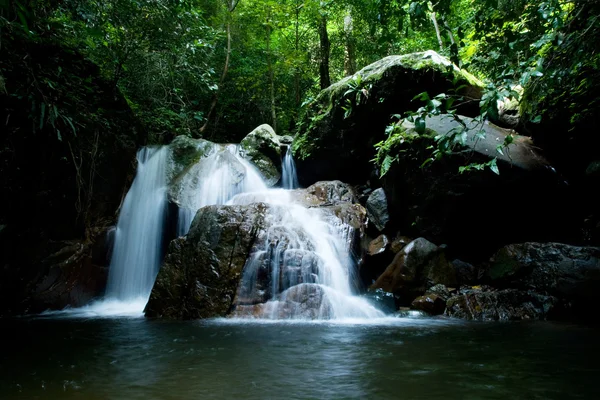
[292,51,483,186]
[168,135,215,179]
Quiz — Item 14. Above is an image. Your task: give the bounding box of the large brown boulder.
[370,237,457,305]
[145,203,268,319]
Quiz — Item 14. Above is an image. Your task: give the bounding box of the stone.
[390,235,412,253]
[381,114,573,261]
[293,51,483,186]
[239,124,282,186]
[305,180,357,205]
[445,286,558,321]
[368,235,389,256]
[366,188,389,232]
[452,259,478,286]
[145,203,269,319]
[487,242,600,306]
[370,237,457,305]
[411,294,446,315]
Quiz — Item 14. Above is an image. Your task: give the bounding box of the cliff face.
[0,27,141,315]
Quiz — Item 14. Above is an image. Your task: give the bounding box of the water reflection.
[0,317,598,400]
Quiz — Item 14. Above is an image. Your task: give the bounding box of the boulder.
[390,236,412,253]
[305,180,357,205]
[452,259,478,286]
[370,237,457,305]
[168,136,216,178]
[239,124,282,186]
[145,203,268,319]
[232,283,333,319]
[411,294,446,315]
[445,286,558,321]
[366,188,390,232]
[381,114,575,260]
[487,243,600,309]
[368,235,389,256]
[293,51,483,185]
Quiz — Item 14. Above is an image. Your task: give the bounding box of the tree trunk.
[266,10,277,132]
[318,15,331,90]
[294,1,301,109]
[431,11,444,51]
[343,12,356,76]
[200,0,240,136]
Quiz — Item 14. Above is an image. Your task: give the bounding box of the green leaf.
[489,158,500,175]
[414,117,426,134]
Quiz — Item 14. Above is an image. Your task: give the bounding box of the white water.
[281,146,299,189]
[105,147,170,302]
[230,190,384,319]
[50,140,384,320]
[175,144,268,235]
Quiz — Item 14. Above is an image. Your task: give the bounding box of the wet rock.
[168,136,215,178]
[445,286,558,321]
[452,259,478,286]
[487,242,600,307]
[411,294,446,315]
[368,235,389,256]
[232,283,333,319]
[239,124,282,186]
[390,235,412,253]
[366,188,389,232]
[305,180,357,205]
[145,203,268,319]
[370,238,457,305]
[426,283,452,300]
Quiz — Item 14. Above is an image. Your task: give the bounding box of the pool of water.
[0,315,597,399]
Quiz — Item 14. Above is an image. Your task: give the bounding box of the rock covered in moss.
[239,124,283,186]
[292,51,483,185]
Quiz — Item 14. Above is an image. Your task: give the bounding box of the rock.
[452,259,478,286]
[487,243,600,308]
[168,146,247,209]
[381,114,574,261]
[145,203,268,319]
[293,50,483,185]
[411,294,446,315]
[366,188,389,232]
[426,283,452,300]
[305,180,357,205]
[445,286,558,321]
[390,236,412,253]
[370,237,457,305]
[232,283,333,319]
[168,136,215,178]
[239,124,282,186]
[368,235,389,256]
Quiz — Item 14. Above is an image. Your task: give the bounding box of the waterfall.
[230,190,384,320]
[281,146,299,189]
[174,144,268,235]
[105,147,169,302]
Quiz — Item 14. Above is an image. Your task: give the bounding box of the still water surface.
[0,316,597,399]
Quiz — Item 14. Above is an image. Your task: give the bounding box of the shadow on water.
[1,315,599,400]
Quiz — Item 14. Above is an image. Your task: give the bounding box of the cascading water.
[281,146,299,189]
[105,147,170,302]
[229,157,384,320]
[174,144,267,235]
